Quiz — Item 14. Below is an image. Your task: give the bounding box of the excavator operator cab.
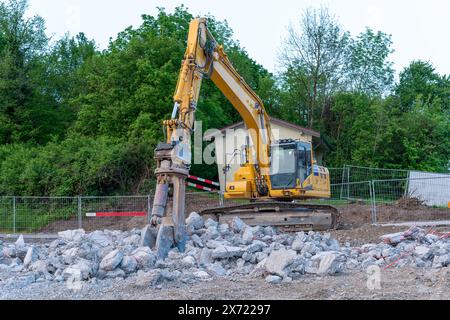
[270,139,313,190]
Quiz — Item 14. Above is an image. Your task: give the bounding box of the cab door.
[297,142,312,185]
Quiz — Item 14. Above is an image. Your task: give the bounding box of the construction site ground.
[1,265,448,300]
[1,196,449,300]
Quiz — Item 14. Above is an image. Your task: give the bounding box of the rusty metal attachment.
[151,143,189,260]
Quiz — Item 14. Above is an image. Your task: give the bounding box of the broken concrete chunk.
[218,223,230,234]
[245,240,267,254]
[308,252,345,275]
[2,246,17,258]
[15,247,28,261]
[58,229,85,242]
[132,247,156,269]
[15,235,25,247]
[182,255,196,268]
[424,234,440,244]
[231,217,247,233]
[193,270,212,281]
[204,227,220,240]
[255,252,268,263]
[135,269,162,287]
[212,245,244,259]
[236,258,246,268]
[106,269,126,279]
[23,246,38,268]
[123,234,141,246]
[380,227,423,244]
[63,260,93,281]
[265,275,282,284]
[414,246,433,260]
[291,238,304,252]
[432,254,450,268]
[186,212,204,230]
[301,242,318,255]
[242,252,252,262]
[199,248,213,267]
[88,231,111,247]
[161,269,179,281]
[263,226,276,236]
[100,249,124,271]
[30,260,49,275]
[285,256,306,279]
[204,218,218,229]
[206,240,224,249]
[15,274,36,288]
[120,255,138,274]
[207,262,226,277]
[242,227,254,244]
[264,248,297,277]
[191,234,204,248]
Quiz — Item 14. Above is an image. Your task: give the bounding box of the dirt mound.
[396,197,427,209]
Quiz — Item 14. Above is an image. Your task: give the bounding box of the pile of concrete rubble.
[1,212,449,288]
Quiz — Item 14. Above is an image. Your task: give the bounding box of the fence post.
[12,196,16,234]
[369,181,374,224]
[346,167,350,200]
[219,191,224,207]
[340,167,345,200]
[371,181,377,225]
[78,196,82,229]
[147,194,152,224]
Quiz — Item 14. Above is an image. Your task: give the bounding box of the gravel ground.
[1,267,448,300]
[1,222,449,300]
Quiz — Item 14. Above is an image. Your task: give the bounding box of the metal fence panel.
[0,197,13,234]
[13,197,79,234]
[80,196,151,232]
[372,177,450,224]
[373,177,450,205]
[343,165,409,183]
[328,167,348,186]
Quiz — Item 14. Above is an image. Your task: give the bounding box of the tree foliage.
[279,7,350,128]
[348,28,395,95]
[0,1,448,197]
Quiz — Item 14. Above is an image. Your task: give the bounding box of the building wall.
[211,123,316,192]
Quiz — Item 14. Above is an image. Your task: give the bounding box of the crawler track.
[200,202,341,232]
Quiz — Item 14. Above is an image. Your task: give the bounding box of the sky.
[27,0,450,77]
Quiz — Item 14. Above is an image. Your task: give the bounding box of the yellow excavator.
[150,18,340,258]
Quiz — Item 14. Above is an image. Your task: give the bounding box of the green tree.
[0,0,56,144]
[279,7,351,128]
[391,61,450,171]
[395,61,450,112]
[348,28,395,95]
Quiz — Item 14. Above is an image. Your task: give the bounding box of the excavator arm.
[166,18,272,179]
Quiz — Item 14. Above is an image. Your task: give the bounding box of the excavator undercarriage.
[199,202,341,232]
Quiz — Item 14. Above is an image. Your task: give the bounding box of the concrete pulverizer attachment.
[150,143,189,260]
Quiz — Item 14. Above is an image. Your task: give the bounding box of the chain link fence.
[372,177,450,224]
[0,196,152,235]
